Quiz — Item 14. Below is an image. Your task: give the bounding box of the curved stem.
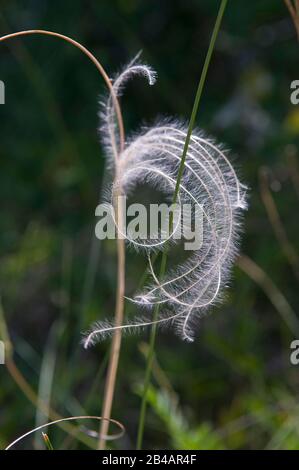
[6,415,124,450]
[0,29,125,154]
[98,188,126,449]
[136,0,228,449]
[5,357,99,449]
[0,29,126,449]
[284,0,299,40]
[0,295,110,449]
[237,255,299,335]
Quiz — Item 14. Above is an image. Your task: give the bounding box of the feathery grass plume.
[83,57,248,348]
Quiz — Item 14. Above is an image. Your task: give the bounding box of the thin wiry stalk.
[136,0,229,449]
[0,30,125,151]
[0,235,97,436]
[3,354,102,449]
[98,197,126,449]
[0,30,126,450]
[5,416,124,450]
[0,299,107,449]
[0,243,120,451]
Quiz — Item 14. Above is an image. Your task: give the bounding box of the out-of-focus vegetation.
[0,0,298,450]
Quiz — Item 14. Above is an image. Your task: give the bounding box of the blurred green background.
[0,0,299,450]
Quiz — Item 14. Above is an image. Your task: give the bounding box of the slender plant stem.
[237,255,299,335]
[3,353,103,448]
[0,29,125,154]
[136,0,228,450]
[98,192,126,449]
[0,30,126,449]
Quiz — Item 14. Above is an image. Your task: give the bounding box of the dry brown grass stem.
[0,30,126,450]
[0,301,123,449]
[0,29,125,152]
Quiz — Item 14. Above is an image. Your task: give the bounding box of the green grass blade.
[136,0,229,450]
